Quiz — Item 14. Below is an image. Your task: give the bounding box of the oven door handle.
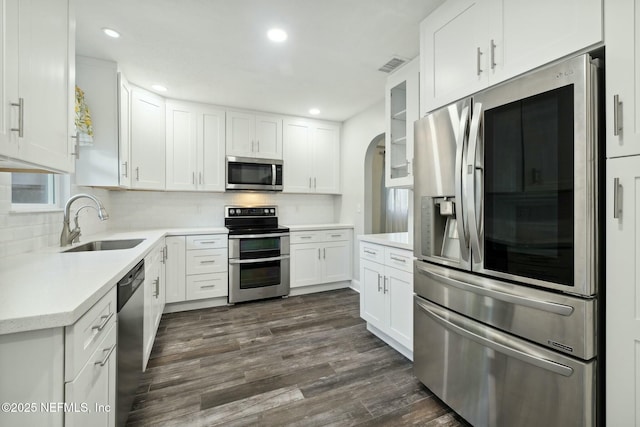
[415,297,574,377]
[229,255,290,264]
[228,233,290,239]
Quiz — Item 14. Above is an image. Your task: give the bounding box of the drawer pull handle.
[198,240,219,244]
[300,236,312,239]
[364,249,377,255]
[200,260,216,264]
[95,344,116,367]
[330,234,342,237]
[92,312,114,331]
[200,284,217,289]
[390,256,406,263]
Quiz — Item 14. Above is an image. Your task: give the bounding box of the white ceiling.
[76,0,444,122]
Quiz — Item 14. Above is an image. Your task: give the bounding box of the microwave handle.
[272,164,276,186]
[467,102,483,261]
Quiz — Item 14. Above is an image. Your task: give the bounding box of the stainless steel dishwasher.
[117,259,144,427]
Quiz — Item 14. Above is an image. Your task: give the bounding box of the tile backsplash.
[1,172,339,258]
[0,173,111,258]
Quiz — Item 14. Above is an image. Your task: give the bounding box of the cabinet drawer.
[385,247,414,273]
[323,229,351,242]
[290,231,322,244]
[360,242,385,264]
[186,234,227,250]
[65,323,117,427]
[186,248,227,274]
[186,273,228,300]
[65,287,117,382]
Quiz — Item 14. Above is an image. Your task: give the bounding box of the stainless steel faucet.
[60,194,109,246]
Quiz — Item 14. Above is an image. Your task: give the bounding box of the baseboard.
[289,281,350,296]
[163,296,229,313]
[349,279,360,293]
[366,323,413,361]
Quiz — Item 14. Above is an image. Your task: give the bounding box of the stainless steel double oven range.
[413,53,602,427]
[225,206,290,304]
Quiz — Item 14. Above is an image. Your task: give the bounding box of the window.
[11,173,61,211]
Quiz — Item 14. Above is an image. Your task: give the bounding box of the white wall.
[0,173,111,258]
[336,99,385,283]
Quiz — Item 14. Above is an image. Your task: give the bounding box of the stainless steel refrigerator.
[413,53,601,427]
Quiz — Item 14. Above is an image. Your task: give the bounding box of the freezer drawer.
[414,261,597,360]
[414,296,596,427]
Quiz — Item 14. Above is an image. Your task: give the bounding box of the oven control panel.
[225,206,277,218]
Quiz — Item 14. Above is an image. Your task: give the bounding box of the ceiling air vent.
[378,57,407,73]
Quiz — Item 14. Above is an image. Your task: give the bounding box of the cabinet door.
[166,101,198,191]
[0,0,19,158]
[312,123,341,194]
[360,259,386,327]
[226,110,255,157]
[165,236,186,304]
[606,0,640,158]
[16,0,74,173]
[118,73,132,187]
[420,0,489,115]
[283,119,313,193]
[254,113,282,159]
[386,266,413,350]
[606,156,640,426]
[290,243,322,288]
[386,57,418,188]
[199,107,225,191]
[64,324,116,427]
[489,0,602,86]
[131,87,165,190]
[185,272,227,300]
[322,241,351,283]
[143,247,161,370]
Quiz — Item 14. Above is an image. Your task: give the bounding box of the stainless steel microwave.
[226,156,283,191]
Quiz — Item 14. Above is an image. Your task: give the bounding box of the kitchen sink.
[63,239,145,253]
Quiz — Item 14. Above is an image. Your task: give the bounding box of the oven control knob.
[230,209,235,215]
[264,209,269,214]
[270,208,275,214]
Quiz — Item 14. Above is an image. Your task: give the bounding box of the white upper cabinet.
[0,0,75,173]
[420,0,602,114]
[283,118,341,194]
[75,57,132,188]
[386,57,419,188]
[166,100,225,191]
[131,86,166,190]
[605,0,640,158]
[226,110,282,159]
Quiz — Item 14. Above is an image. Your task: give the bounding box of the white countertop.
[285,224,354,231]
[358,232,413,251]
[0,227,228,336]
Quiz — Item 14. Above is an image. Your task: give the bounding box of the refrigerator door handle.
[415,263,574,316]
[415,297,574,377]
[455,105,470,262]
[467,102,483,261]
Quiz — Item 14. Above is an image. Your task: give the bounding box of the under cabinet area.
[419,0,602,114]
[290,228,352,291]
[359,237,413,360]
[0,0,75,173]
[283,118,341,194]
[385,57,419,188]
[226,111,282,159]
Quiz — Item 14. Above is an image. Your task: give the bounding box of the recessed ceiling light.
[102,28,120,38]
[309,108,320,115]
[151,84,167,92]
[267,28,288,43]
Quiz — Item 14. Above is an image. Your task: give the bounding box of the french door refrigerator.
[413,53,601,427]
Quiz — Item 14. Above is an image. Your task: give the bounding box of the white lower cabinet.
[143,241,166,370]
[360,241,413,359]
[290,229,352,289]
[165,234,228,304]
[64,324,116,427]
[64,286,117,427]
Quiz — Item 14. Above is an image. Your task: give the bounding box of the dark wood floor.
[127,289,465,426]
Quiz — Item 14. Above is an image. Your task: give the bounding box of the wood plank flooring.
[127,289,467,426]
